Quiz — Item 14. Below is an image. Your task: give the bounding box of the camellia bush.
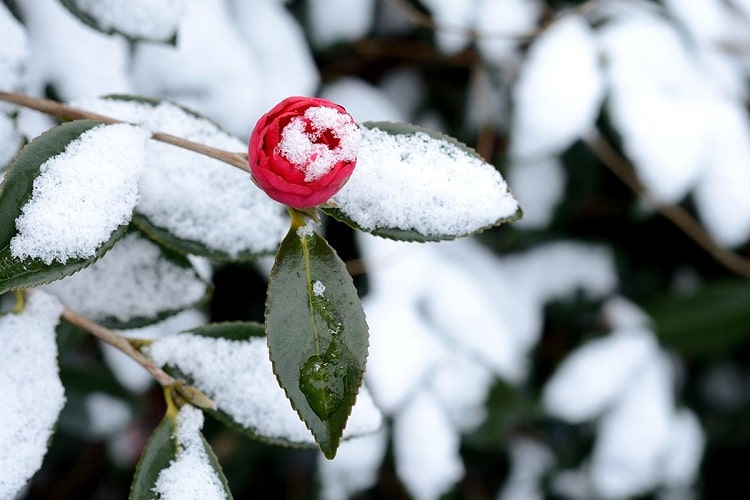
[0,86,520,497]
[3,0,750,499]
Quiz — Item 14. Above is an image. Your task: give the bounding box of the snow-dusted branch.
[0,91,249,173]
[584,128,750,280]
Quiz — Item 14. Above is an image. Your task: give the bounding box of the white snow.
[590,353,674,498]
[333,126,519,237]
[507,157,565,229]
[308,0,375,47]
[321,77,406,122]
[475,0,542,64]
[601,14,712,203]
[420,0,474,54]
[17,0,132,100]
[84,392,133,438]
[44,231,208,323]
[542,328,658,423]
[602,12,750,245]
[364,297,450,413]
[226,0,319,130]
[73,97,288,258]
[72,0,185,41]
[692,100,750,245]
[312,280,326,297]
[146,333,383,445]
[0,291,65,500]
[510,15,604,159]
[317,429,388,500]
[278,106,360,182]
[132,0,318,138]
[498,438,555,500]
[393,391,464,500]
[152,405,227,500]
[0,2,28,112]
[10,123,149,264]
[430,353,493,433]
[662,409,705,488]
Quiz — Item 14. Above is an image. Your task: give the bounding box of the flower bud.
[248,96,360,209]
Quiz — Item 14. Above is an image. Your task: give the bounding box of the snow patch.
[0,291,65,500]
[11,123,149,264]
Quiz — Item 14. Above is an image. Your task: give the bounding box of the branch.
[0,91,250,173]
[583,129,750,280]
[60,306,217,409]
[61,306,176,387]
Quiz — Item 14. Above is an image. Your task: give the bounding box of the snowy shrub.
[2,0,749,498]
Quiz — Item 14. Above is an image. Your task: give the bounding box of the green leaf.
[265,214,369,459]
[0,120,128,294]
[131,407,232,500]
[324,121,522,242]
[131,413,178,500]
[58,0,179,45]
[647,280,750,357]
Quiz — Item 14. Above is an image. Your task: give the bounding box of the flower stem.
[0,90,249,173]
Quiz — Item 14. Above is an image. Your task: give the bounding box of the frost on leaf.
[0,291,65,500]
[10,123,149,265]
[73,96,288,259]
[146,333,383,446]
[44,231,209,326]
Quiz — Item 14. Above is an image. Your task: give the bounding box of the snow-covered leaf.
[506,157,565,229]
[73,95,288,261]
[317,429,388,500]
[308,0,375,47]
[131,405,231,500]
[17,0,132,100]
[0,291,65,499]
[393,391,464,500]
[693,100,750,246]
[542,328,658,423]
[146,323,382,450]
[59,0,185,44]
[602,15,711,203]
[44,229,211,328]
[0,120,148,293]
[510,15,604,158]
[326,122,521,241]
[590,353,674,498]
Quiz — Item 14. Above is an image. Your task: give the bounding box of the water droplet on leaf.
[299,339,347,420]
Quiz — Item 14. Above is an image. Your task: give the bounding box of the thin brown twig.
[0,91,250,173]
[60,306,176,387]
[583,128,750,280]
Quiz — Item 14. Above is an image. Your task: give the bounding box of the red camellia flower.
[248,96,360,209]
